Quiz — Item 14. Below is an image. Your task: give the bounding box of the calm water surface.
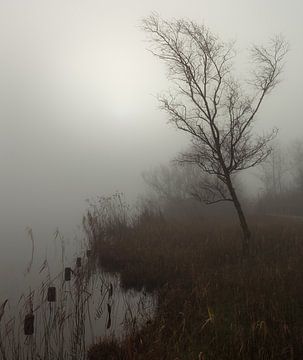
[0,208,154,359]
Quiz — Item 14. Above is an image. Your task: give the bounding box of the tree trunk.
[225,176,251,256]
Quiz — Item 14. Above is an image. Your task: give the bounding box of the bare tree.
[142,162,245,215]
[258,141,289,197]
[290,140,303,192]
[142,163,215,202]
[143,164,191,201]
[142,163,206,219]
[142,14,288,255]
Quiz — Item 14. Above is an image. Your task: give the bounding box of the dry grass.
[0,198,155,360]
[85,199,303,359]
[0,238,151,360]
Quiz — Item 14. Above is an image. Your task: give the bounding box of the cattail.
[108,283,113,298]
[47,287,56,302]
[106,316,111,329]
[0,299,8,322]
[106,303,112,329]
[24,313,34,335]
[76,257,82,267]
[65,267,72,281]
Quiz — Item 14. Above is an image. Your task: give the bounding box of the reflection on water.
[0,229,155,359]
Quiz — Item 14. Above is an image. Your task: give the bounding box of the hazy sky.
[0,0,302,237]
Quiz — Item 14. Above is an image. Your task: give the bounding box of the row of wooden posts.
[24,249,92,336]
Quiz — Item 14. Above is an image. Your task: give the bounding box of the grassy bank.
[85,202,303,359]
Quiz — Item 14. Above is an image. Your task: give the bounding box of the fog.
[0,0,302,300]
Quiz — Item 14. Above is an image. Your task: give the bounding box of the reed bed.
[0,225,154,360]
[84,195,303,359]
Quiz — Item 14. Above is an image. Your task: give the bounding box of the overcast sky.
[0,0,302,241]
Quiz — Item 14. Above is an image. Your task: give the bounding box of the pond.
[0,224,155,360]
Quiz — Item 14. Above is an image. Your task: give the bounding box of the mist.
[0,1,303,357]
[1,1,302,232]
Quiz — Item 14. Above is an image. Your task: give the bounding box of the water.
[0,210,81,303]
[0,219,155,359]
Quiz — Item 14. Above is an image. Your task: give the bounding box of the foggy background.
[0,0,302,299]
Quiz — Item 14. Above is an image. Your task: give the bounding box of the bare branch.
[143,14,288,251]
